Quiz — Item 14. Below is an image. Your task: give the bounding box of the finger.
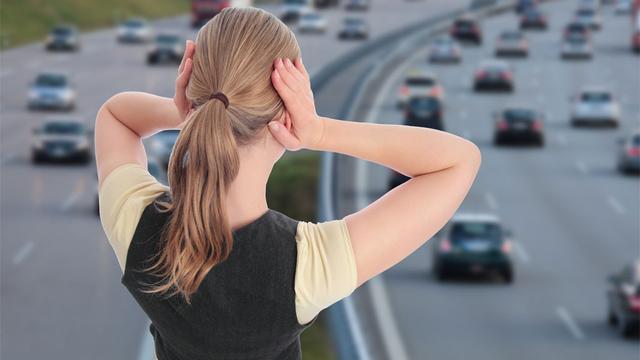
[267,121,301,150]
[284,110,292,131]
[271,69,295,101]
[176,58,192,88]
[283,58,304,82]
[178,40,196,73]
[294,57,309,80]
[274,58,299,89]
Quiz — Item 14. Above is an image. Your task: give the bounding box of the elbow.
[464,140,482,174]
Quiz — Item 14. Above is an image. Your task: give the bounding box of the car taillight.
[400,85,409,95]
[475,71,486,79]
[501,240,512,254]
[439,239,452,253]
[430,87,442,97]
[628,296,640,312]
[471,26,479,34]
[497,120,509,130]
[628,147,640,157]
[501,72,512,80]
[532,121,543,131]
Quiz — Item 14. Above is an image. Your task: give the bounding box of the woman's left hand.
[174,40,196,126]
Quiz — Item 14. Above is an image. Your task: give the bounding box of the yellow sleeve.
[294,219,358,325]
[98,163,169,273]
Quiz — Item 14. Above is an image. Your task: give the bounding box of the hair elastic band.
[209,92,229,109]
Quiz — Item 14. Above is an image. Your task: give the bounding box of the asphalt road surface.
[0,1,471,359]
[334,0,640,359]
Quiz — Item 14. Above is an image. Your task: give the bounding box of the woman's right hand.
[268,57,325,151]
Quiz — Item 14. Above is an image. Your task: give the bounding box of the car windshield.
[451,222,502,243]
[43,122,83,134]
[501,32,523,40]
[35,74,67,87]
[409,97,440,110]
[577,9,594,16]
[302,14,320,20]
[567,23,585,31]
[124,20,145,28]
[285,0,307,4]
[52,27,72,36]
[632,135,640,146]
[567,35,587,44]
[455,20,475,28]
[156,35,178,44]
[406,77,435,86]
[345,18,362,25]
[581,92,611,102]
[504,109,536,121]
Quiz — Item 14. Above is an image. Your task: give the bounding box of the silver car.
[571,89,620,127]
[32,118,91,164]
[495,30,528,57]
[45,25,80,51]
[561,34,593,59]
[617,131,640,174]
[28,72,76,111]
[428,36,462,63]
[117,18,153,43]
[397,70,444,107]
[574,8,602,30]
[297,12,327,33]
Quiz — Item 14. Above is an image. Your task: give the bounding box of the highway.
[334,0,640,359]
[0,1,472,359]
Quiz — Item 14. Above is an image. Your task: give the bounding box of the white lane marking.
[555,133,568,146]
[607,195,626,215]
[512,241,530,264]
[13,241,35,265]
[485,191,499,210]
[575,160,589,175]
[556,306,585,340]
[60,177,86,212]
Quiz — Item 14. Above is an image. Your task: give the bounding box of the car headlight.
[46,35,54,44]
[28,89,39,100]
[61,90,74,101]
[76,138,89,149]
[117,28,127,36]
[33,138,43,149]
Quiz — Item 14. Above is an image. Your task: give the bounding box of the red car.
[191,0,230,28]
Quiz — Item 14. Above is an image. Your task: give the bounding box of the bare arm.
[94,41,195,188]
[268,58,481,287]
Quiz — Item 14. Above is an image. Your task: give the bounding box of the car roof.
[451,213,501,224]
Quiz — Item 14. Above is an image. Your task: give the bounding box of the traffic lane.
[342,0,640,358]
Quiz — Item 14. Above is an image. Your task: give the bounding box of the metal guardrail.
[312,1,520,359]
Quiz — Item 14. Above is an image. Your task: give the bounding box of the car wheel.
[31,152,41,164]
[618,319,636,338]
[434,265,447,282]
[493,137,502,146]
[503,268,514,284]
[608,308,618,326]
[536,137,544,147]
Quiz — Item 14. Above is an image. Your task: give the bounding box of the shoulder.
[293,219,358,325]
[98,162,169,272]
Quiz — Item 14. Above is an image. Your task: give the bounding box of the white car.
[428,36,462,63]
[561,34,593,59]
[397,70,444,107]
[297,12,327,33]
[571,89,620,127]
[495,30,528,57]
[117,18,153,43]
[614,0,632,14]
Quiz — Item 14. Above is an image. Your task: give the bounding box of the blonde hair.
[145,7,300,302]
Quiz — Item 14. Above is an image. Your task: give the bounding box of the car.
[147,129,180,170]
[45,25,80,51]
[94,156,166,215]
[117,18,153,43]
[297,12,327,33]
[493,107,544,146]
[564,21,591,39]
[345,0,369,10]
[450,16,482,44]
[428,36,462,63]
[515,0,539,13]
[404,96,444,130]
[397,70,444,107]
[578,0,601,11]
[519,8,548,30]
[615,0,632,14]
[570,89,620,127]
[27,72,76,111]
[280,0,313,24]
[574,7,602,30]
[617,131,640,174]
[147,33,185,65]
[31,119,91,164]
[432,213,514,283]
[191,0,231,28]
[633,31,640,54]
[338,17,369,40]
[607,260,640,337]
[561,33,593,59]
[495,31,529,57]
[473,60,514,92]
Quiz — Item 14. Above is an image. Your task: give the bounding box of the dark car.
[338,17,369,40]
[147,33,185,65]
[405,96,444,131]
[345,0,369,11]
[32,119,91,164]
[432,214,514,283]
[617,131,640,174]
[45,25,80,51]
[515,0,539,13]
[450,16,482,44]
[564,22,591,40]
[493,107,544,146]
[520,8,548,29]
[473,60,514,92]
[607,260,640,337]
[191,0,230,28]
